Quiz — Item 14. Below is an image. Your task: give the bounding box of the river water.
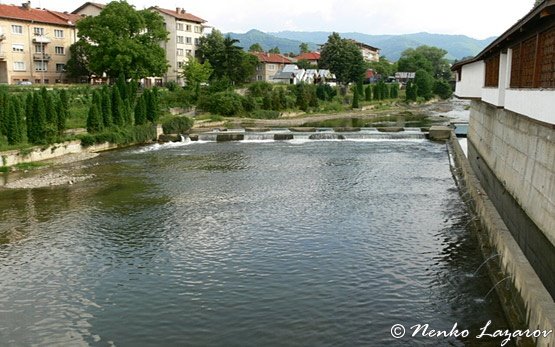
[0,139,511,346]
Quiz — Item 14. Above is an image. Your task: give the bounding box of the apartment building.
[0,1,78,84]
[150,6,207,85]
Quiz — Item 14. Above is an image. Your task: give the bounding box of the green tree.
[414,69,435,100]
[248,43,264,52]
[269,47,280,54]
[299,42,309,54]
[30,92,46,144]
[398,46,451,80]
[145,88,160,123]
[405,80,418,102]
[365,85,372,101]
[73,1,169,79]
[134,94,147,125]
[319,33,366,90]
[66,40,92,80]
[111,86,125,127]
[352,88,360,109]
[182,57,213,93]
[86,103,103,133]
[57,89,69,135]
[196,30,258,85]
[367,56,397,79]
[100,86,112,127]
[434,79,453,99]
[6,98,20,145]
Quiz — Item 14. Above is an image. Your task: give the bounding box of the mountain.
[268,31,496,61]
[228,29,319,55]
[227,29,495,61]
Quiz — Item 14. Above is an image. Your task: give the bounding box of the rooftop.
[151,6,206,24]
[0,2,76,26]
[251,52,293,64]
[296,52,321,61]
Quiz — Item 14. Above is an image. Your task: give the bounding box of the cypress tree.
[262,93,272,110]
[145,88,159,123]
[278,88,287,109]
[101,86,112,127]
[365,85,372,101]
[134,94,147,125]
[0,88,8,136]
[352,88,360,109]
[57,89,69,135]
[6,97,18,145]
[308,87,319,108]
[111,86,124,127]
[271,90,281,111]
[31,92,46,144]
[86,103,103,133]
[25,93,34,142]
[116,73,128,102]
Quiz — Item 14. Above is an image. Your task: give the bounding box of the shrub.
[198,91,244,116]
[162,116,194,134]
[434,79,453,99]
[248,81,273,97]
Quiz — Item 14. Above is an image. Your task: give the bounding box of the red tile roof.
[296,52,320,61]
[0,3,75,26]
[251,52,292,64]
[151,6,206,23]
[48,10,83,24]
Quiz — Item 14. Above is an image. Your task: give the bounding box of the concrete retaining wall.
[449,133,555,347]
[468,100,555,298]
[1,141,119,167]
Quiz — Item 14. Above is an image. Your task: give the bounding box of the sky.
[33,0,534,40]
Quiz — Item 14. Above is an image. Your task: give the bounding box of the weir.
[192,128,427,142]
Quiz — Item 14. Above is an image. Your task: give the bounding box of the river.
[0,138,511,346]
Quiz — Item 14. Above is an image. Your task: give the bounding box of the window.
[194,26,201,33]
[13,61,25,71]
[484,54,500,87]
[33,27,44,36]
[177,61,184,68]
[35,61,48,71]
[56,63,66,72]
[186,49,192,56]
[186,37,192,44]
[194,38,199,46]
[177,48,184,56]
[12,44,24,53]
[268,64,276,70]
[55,46,65,55]
[11,25,23,34]
[186,25,191,32]
[177,23,184,31]
[54,29,64,38]
[177,36,184,44]
[537,26,555,88]
[35,44,44,53]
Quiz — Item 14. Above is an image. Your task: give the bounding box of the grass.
[13,162,47,171]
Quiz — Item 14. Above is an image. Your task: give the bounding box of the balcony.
[33,53,51,61]
[33,36,51,44]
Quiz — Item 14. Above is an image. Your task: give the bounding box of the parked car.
[16,81,32,86]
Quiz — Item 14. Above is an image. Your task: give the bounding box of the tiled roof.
[152,6,206,23]
[48,10,83,24]
[0,4,75,26]
[251,52,293,64]
[71,2,105,14]
[296,52,320,61]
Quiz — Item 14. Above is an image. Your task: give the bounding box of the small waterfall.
[309,133,346,140]
[343,132,425,140]
[243,133,275,141]
[197,133,218,142]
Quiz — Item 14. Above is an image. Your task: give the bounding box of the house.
[0,1,78,84]
[348,40,380,62]
[149,6,207,86]
[273,64,305,84]
[251,52,292,82]
[71,2,104,17]
[295,52,320,66]
[452,0,555,317]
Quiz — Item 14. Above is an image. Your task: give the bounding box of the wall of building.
[0,19,75,84]
[504,89,555,125]
[468,99,555,298]
[454,61,484,98]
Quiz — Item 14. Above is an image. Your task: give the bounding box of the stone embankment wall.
[468,100,555,299]
[1,141,119,167]
[449,132,555,347]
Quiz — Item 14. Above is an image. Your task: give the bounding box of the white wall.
[454,61,484,98]
[505,90,555,124]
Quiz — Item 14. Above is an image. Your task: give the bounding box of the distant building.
[251,52,292,82]
[71,2,104,17]
[348,40,380,62]
[0,1,79,84]
[295,52,320,66]
[150,6,207,86]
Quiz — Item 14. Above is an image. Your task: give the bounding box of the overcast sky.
[36,0,534,39]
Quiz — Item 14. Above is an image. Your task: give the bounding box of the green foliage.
[248,43,264,52]
[29,92,47,144]
[86,102,103,134]
[414,69,435,100]
[182,57,213,92]
[80,124,156,147]
[434,79,453,99]
[58,89,69,134]
[315,84,337,101]
[294,83,310,112]
[398,46,451,80]
[390,83,400,99]
[66,40,91,79]
[197,91,244,116]
[144,88,160,123]
[111,86,125,127]
[268,47,280,54]
[319,33,366,85]
[242,95,257,112]
[299,42,310,54]
[134,94,147,125]
[73,1,169,79]
[405,80,418,102]
[365,85,372,101]
[100,86,112,127]
[248,81,273,97]
[366,56,397,78]
[162,116,194,134]
[196,30,258,85]
[352,89,360,109]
